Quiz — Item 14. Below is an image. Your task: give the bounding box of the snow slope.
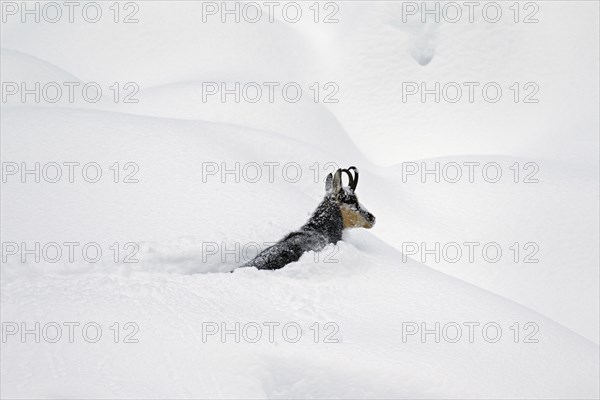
[2,0,598,341]
[2,106,599,399]
[1,1,599,398]
[3,234,599,399]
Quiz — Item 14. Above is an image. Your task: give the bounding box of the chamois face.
[338,188,376,229]
[325,167,376,230]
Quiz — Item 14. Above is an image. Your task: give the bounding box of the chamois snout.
[365,214,376,228]
[361,208,376,229]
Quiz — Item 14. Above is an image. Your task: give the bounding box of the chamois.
[239,167,375,271]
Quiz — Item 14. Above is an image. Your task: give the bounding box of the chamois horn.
[346,166,358,191]
[335,167,359,193]
[341,169,353,190]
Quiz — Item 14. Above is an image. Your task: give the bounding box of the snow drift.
[1,1,599,398]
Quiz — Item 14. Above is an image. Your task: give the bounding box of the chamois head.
[325,167,376,229]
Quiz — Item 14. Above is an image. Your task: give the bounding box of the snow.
[1,1,599,398]
[2,227,599,398]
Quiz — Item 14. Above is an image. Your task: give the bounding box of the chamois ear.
[332,169,343,195]
[325,173,333,195]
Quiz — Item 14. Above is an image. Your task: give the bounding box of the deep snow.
[1,1,599,398]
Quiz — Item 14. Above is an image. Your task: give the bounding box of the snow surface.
[1,1,599,398]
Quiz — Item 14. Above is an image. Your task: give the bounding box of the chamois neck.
[301,196,343,243]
